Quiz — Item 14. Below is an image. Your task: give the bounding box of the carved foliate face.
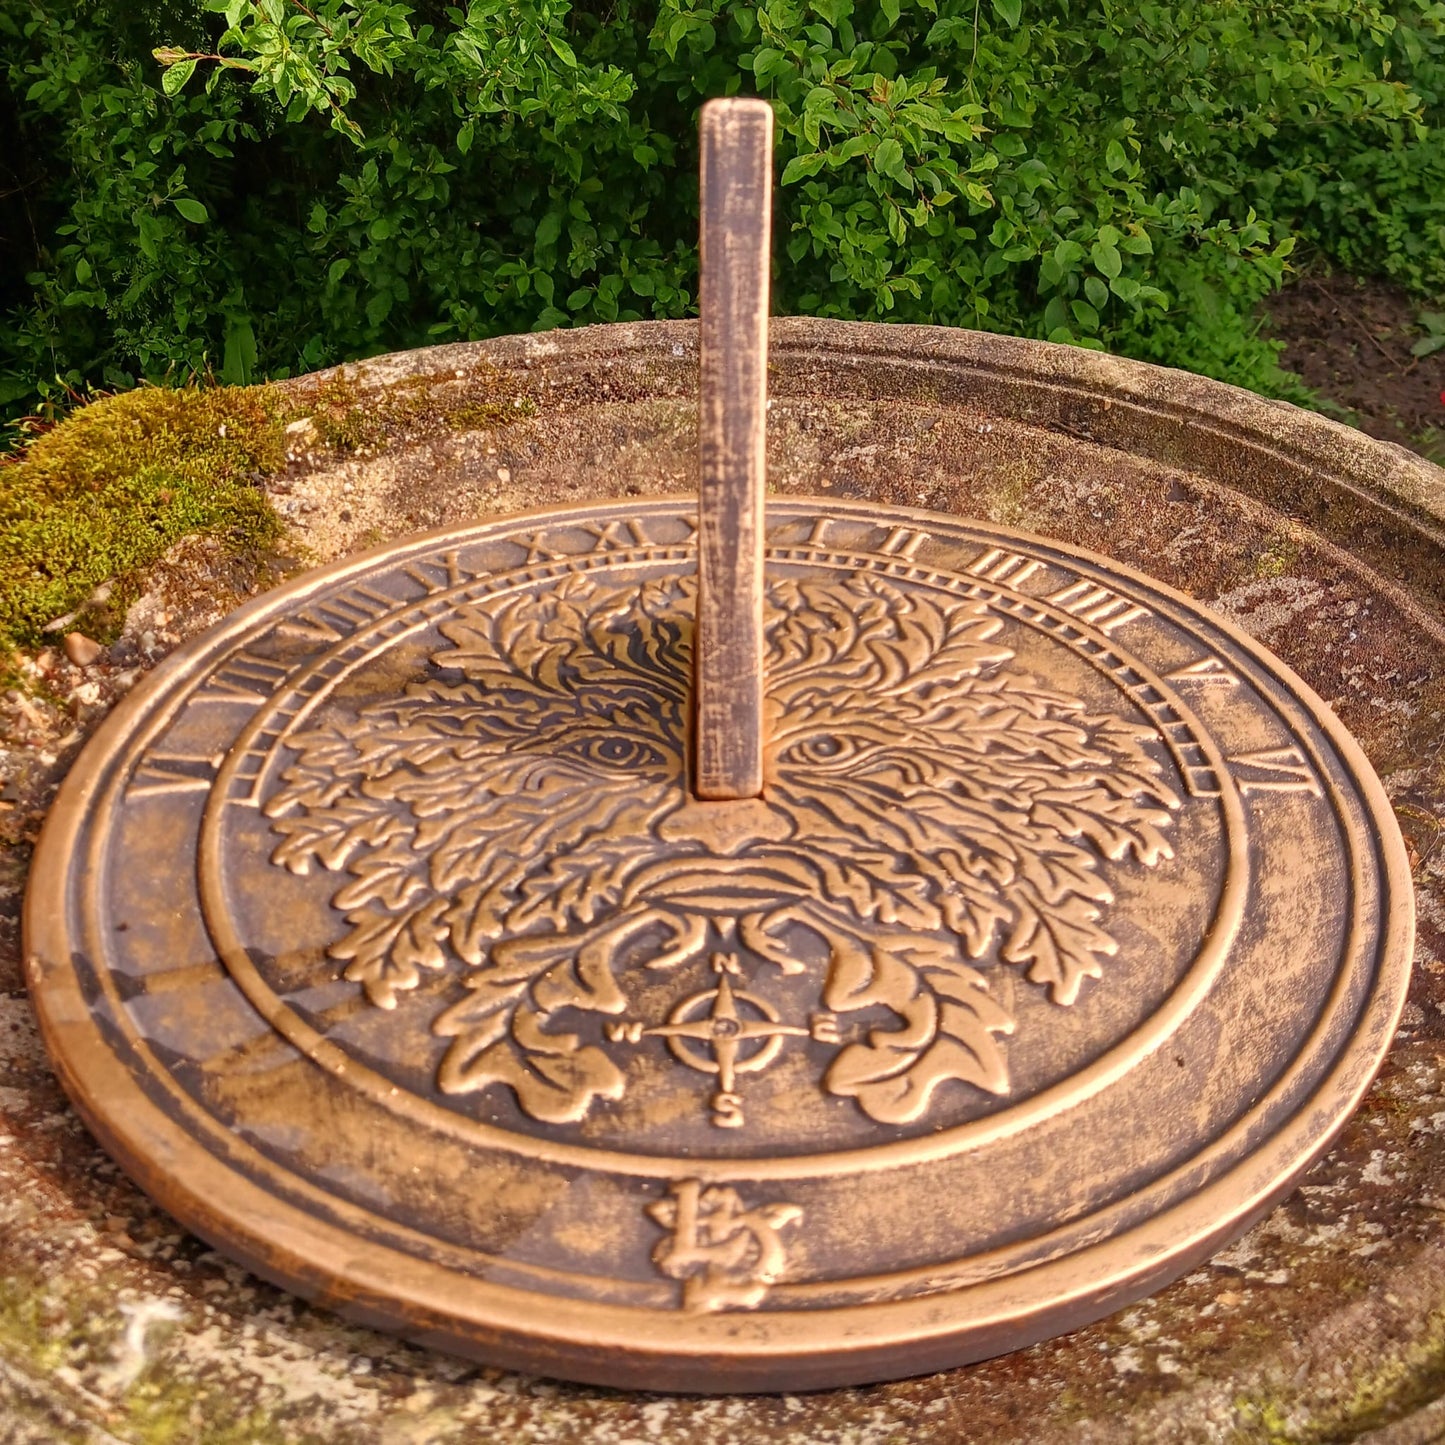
[266,572,1179,1128]
[35,483,1410,1375]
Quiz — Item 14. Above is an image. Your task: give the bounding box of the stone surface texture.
[4,318,1445,1441]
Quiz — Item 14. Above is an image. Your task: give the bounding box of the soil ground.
[1264,275,1445,468]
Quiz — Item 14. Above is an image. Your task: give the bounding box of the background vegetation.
[2,0,1444,427]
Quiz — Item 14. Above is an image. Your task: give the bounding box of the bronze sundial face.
[24,496,1412,1391]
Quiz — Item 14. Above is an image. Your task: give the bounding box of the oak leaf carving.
[264,570,1180,1124]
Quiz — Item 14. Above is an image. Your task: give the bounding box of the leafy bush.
[2,0,1443,424]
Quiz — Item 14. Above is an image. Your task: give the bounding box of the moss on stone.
[444,395,537,430]
[309,383,372,452]
[1232,1395,1295,1443]
[0,1264,307,1444]
[1253,534,1302,579]
[0,384,287,648]
[0,362,546,657]
[1230,1303,1445,1442]
[297,364,536,456]
[981,459,1039,528]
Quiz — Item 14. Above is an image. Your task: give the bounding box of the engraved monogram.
[264,570,1180,1127]
[647,1179,802,1312]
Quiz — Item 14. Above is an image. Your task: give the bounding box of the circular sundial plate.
[23,498,1413,1391]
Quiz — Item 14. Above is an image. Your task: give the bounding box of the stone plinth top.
[2,319,1445,1439]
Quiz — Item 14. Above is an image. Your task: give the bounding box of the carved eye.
[560,735,668,771]
[779,733,871,768]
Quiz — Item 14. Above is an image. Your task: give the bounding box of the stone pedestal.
[3,319,1445,1441]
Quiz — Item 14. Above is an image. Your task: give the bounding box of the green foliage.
[1,0,1443,422]
[0,384,285,646]
[1413,310,1445,356]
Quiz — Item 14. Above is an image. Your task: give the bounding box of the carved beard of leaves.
[264,572,1180,1129]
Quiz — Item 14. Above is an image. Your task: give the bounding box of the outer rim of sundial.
[22,496,1415,1392]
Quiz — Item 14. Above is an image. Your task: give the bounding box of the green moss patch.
[296,367,537,454]
[0,385,287,648]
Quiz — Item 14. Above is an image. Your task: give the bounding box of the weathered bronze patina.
[21,493,1412,1389]
[18,99,1414,1393]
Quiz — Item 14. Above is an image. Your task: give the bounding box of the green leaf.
[136,215,160,261]
[751,47,784,80]
[457,121,474,155]
[173,198,208,224]
[1108,275,1141,301]
[993,0,1022,27]
[1084,275,1108,308]
[547,35,578,68]
[161,58,197,96]
[873,138,910,186]
[1105,139,1127,173]
[221,315,257,385]
[534,212,563,249]
[781,153,827,185]
[1091,240,1122,278]
[369,217,392,242]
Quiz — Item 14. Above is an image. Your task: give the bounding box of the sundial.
[22,101,1413,1391]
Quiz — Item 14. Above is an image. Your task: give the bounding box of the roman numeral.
[194,651,290,705]
[1167,657,1239,687]
[276,585,395,644]
[582,519,636,550]
[129,751,220,798]
[520,532,568,564]
[1046,579,1150,635]
[967,547,1045,588]
[403,550,476,593]
[878,525,930,559]
[1230,748,1323,797]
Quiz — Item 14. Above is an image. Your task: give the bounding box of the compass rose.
[640,954,812,1128]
